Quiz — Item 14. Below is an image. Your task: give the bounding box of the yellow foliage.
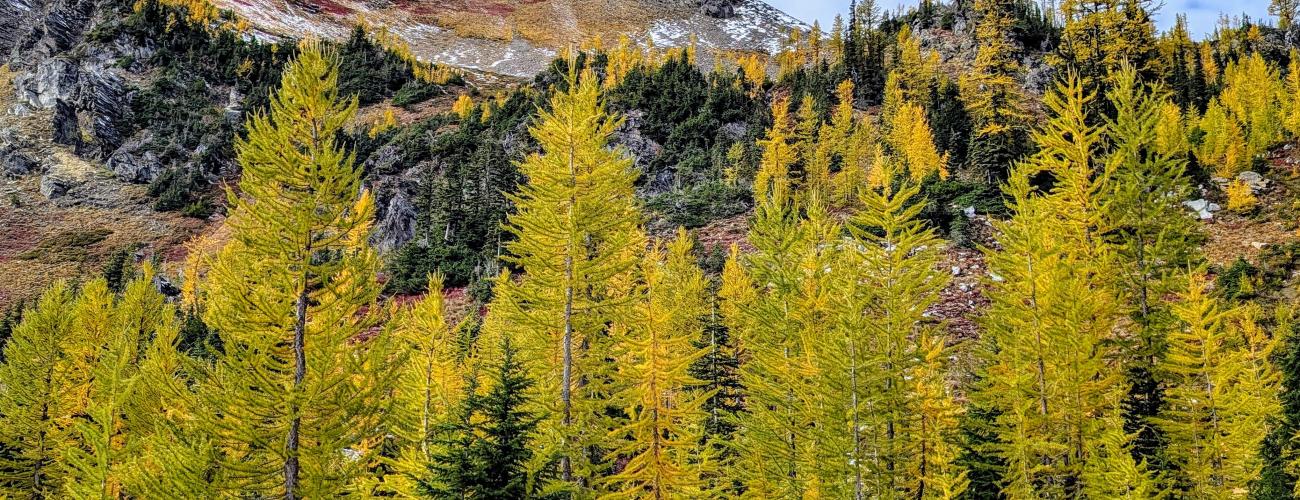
[367,24,459,85]
[887,102,948,182]
[735,53,767,96]
[1201,41,1220,82]
[604,35,644,88]
[452,94,475,120]
[1226,178,1258,213]
[1154,99,1191,156]
[885,26,941,117]
[369,108,398,138]
[1286,49,1300,137]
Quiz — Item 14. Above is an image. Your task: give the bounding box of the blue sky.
[767,0,1273,39]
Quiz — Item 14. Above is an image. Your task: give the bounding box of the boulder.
[107,143,162,183]
[2,150,39,177]
[39,171,81,198]
[611,109,662,173]
[152,274,182,299]
[1236,170,1269,193]
[0,131,40,177]
[368,160,423,253]
[224,87,244,122]
[14,57,78,108]
[1184,199,1221,220]
[719,121,747,142]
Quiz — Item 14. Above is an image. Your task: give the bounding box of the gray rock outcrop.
[39,171,81,198]
[2,148,39,177]
[699,0,737,18]
[107,134,163,183]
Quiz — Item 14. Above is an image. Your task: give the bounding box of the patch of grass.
[17,228,113,262]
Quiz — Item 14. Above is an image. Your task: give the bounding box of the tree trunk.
[285,283,308,499]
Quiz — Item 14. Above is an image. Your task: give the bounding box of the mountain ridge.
[212,0,806,77]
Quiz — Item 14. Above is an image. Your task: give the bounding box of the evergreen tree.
[424,338,542,499]
[962,0,1030,181]
[1102,65,1201,470]
[1054,0,1159,117]
[1259,310,1300,497]
[199,40,393,498]
[379,274,468,496]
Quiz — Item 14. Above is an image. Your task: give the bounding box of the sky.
[767,0,1273,39]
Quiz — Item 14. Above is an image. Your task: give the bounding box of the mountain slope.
[213,0,805,76]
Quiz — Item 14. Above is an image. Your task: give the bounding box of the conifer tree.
[976,76,1151,496]
[424,338,542,499]
[199,40,392,498]
[490,65,642,493]
[1274,0,1299,31]
[755,96,796,207]
[63,272,177,500]
[830,167,963,498]
[962,0,1030,181]
[1285,50,1300,138]
[886,102,948,182]
[889,26,939,111]
[379,274,468,496]
[0,282,78,497]
[121,287,219,499]
[1054,0,1159,112]
[1156,274,1280,497]
[1102,65,1201,468]
[910,332,970,500]
[726,116,825,497]
[605,230,714,499]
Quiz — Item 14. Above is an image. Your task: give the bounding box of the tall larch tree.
[1101,64,1201,469]
[63,272,176,499]
[726,102,824,497]
[1273,0,1298,31]
[605,230,715,499]
[832,165,963,498]
[379,274,468,496]
[976,76,1153,497]
[1285,50,1300,138]
[0,283,80,497]
[961,0,1030,181]
[199,40,393,498]
[1054,0,1159,116]
[123,274,219,498]
[490,65,642,494]
[1156,274,1281,497]
[885,101,948,182]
